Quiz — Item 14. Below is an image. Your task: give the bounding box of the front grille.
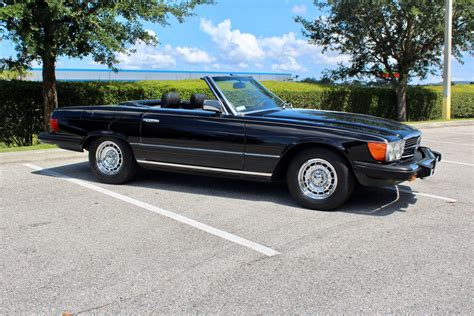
[402,135,421,159]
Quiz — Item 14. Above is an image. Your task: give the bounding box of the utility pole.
[442,0,453,120]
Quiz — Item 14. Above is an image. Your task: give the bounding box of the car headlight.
[368,139,405,162]
[386,139,405,162]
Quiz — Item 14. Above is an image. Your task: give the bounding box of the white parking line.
[443,160,474,167]
[422,139,474,146]
[385,186,457,203]
[23,163,280,257]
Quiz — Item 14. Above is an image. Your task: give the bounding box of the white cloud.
[200,18,265,62]
[113,18,350,73]
[261,32,307,59]
[261,32,349,66]
[199,18,349,73]
[261,32,349,71]
[210,63,233,71]
[272,57,307,72]
[115,38,216,69]
[291,4,307,15]
[237,62,249,69]
[117,43,176,69]
[313,53,350,66]
[211,63,223,69]
[176,46,214,64]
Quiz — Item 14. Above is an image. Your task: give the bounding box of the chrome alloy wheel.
[95,141,123,175]
[297,158,338,200]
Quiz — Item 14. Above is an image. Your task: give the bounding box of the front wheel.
[287,148,354,210]
[89,137,137,184]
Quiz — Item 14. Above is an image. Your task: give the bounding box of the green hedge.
[0,80,472,146]
[0,81,43,146]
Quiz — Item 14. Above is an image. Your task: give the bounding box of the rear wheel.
[287,148,354,210]
[89,137,137,184]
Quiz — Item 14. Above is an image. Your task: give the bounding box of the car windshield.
[212,76,284,114]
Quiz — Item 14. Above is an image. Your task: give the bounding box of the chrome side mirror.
[203,100,222,113]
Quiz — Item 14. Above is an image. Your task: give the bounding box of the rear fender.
[82,130,129,150]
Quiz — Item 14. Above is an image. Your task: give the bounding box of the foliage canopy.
[296,0,474,121]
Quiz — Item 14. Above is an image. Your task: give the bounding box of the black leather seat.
[184,93,207,110]
[161,92,180,108]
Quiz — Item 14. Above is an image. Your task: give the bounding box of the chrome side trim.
[142,118,160,123]
[245,152,280,159]
[136,160,273,177]
[135,143,242,156]
[130,143,281,159]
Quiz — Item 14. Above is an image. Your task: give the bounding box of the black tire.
[89,137,137,184]
[287,148,354,210]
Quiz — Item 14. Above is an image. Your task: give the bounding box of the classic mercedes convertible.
[39,76,441,210]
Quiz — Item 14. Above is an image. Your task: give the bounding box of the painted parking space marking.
[384,186,457,203]
[23,163,280,257]
[443,160,474,167]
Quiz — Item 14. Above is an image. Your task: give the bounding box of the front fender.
[281,137,348,158]
[272,138,355,181]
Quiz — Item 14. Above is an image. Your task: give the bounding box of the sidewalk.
[409,119,474,129]
[0,148,86,164]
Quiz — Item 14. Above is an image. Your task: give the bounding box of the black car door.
[138,108,245,170]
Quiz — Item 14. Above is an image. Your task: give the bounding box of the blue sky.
[0,0,472,83]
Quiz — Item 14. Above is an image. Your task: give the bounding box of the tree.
[0,62,28,80]
[296,0,473,121]
[0,0,212,130]
[301,76,333,85]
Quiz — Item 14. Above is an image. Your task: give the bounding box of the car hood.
[250,108,419,139]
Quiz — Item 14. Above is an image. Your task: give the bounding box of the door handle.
[143,118,160,123]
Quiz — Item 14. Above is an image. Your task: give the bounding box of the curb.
[0,148,87,164]
[409,120,474,129]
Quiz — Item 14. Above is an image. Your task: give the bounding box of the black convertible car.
[39,76,441,210]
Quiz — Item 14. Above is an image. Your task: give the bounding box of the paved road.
[1,124,473,314]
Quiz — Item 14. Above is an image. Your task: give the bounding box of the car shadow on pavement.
[32,161,417,216]
[343,185,417,216]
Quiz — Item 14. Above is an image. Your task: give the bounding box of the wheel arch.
[81,130,130,151]
[272,141,353,181]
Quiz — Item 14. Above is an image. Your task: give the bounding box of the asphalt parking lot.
[1,122,473,313]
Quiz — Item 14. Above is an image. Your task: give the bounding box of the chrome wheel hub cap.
[96,141,123,175]
[298,158,338,200]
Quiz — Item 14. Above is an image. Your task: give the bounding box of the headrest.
[188,94,208,109]
[161,92,180,108]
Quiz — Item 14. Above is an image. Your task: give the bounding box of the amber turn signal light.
[367,142,387,161]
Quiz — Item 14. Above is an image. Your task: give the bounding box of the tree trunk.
[395,82,407,122]
[42,56,58,131]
